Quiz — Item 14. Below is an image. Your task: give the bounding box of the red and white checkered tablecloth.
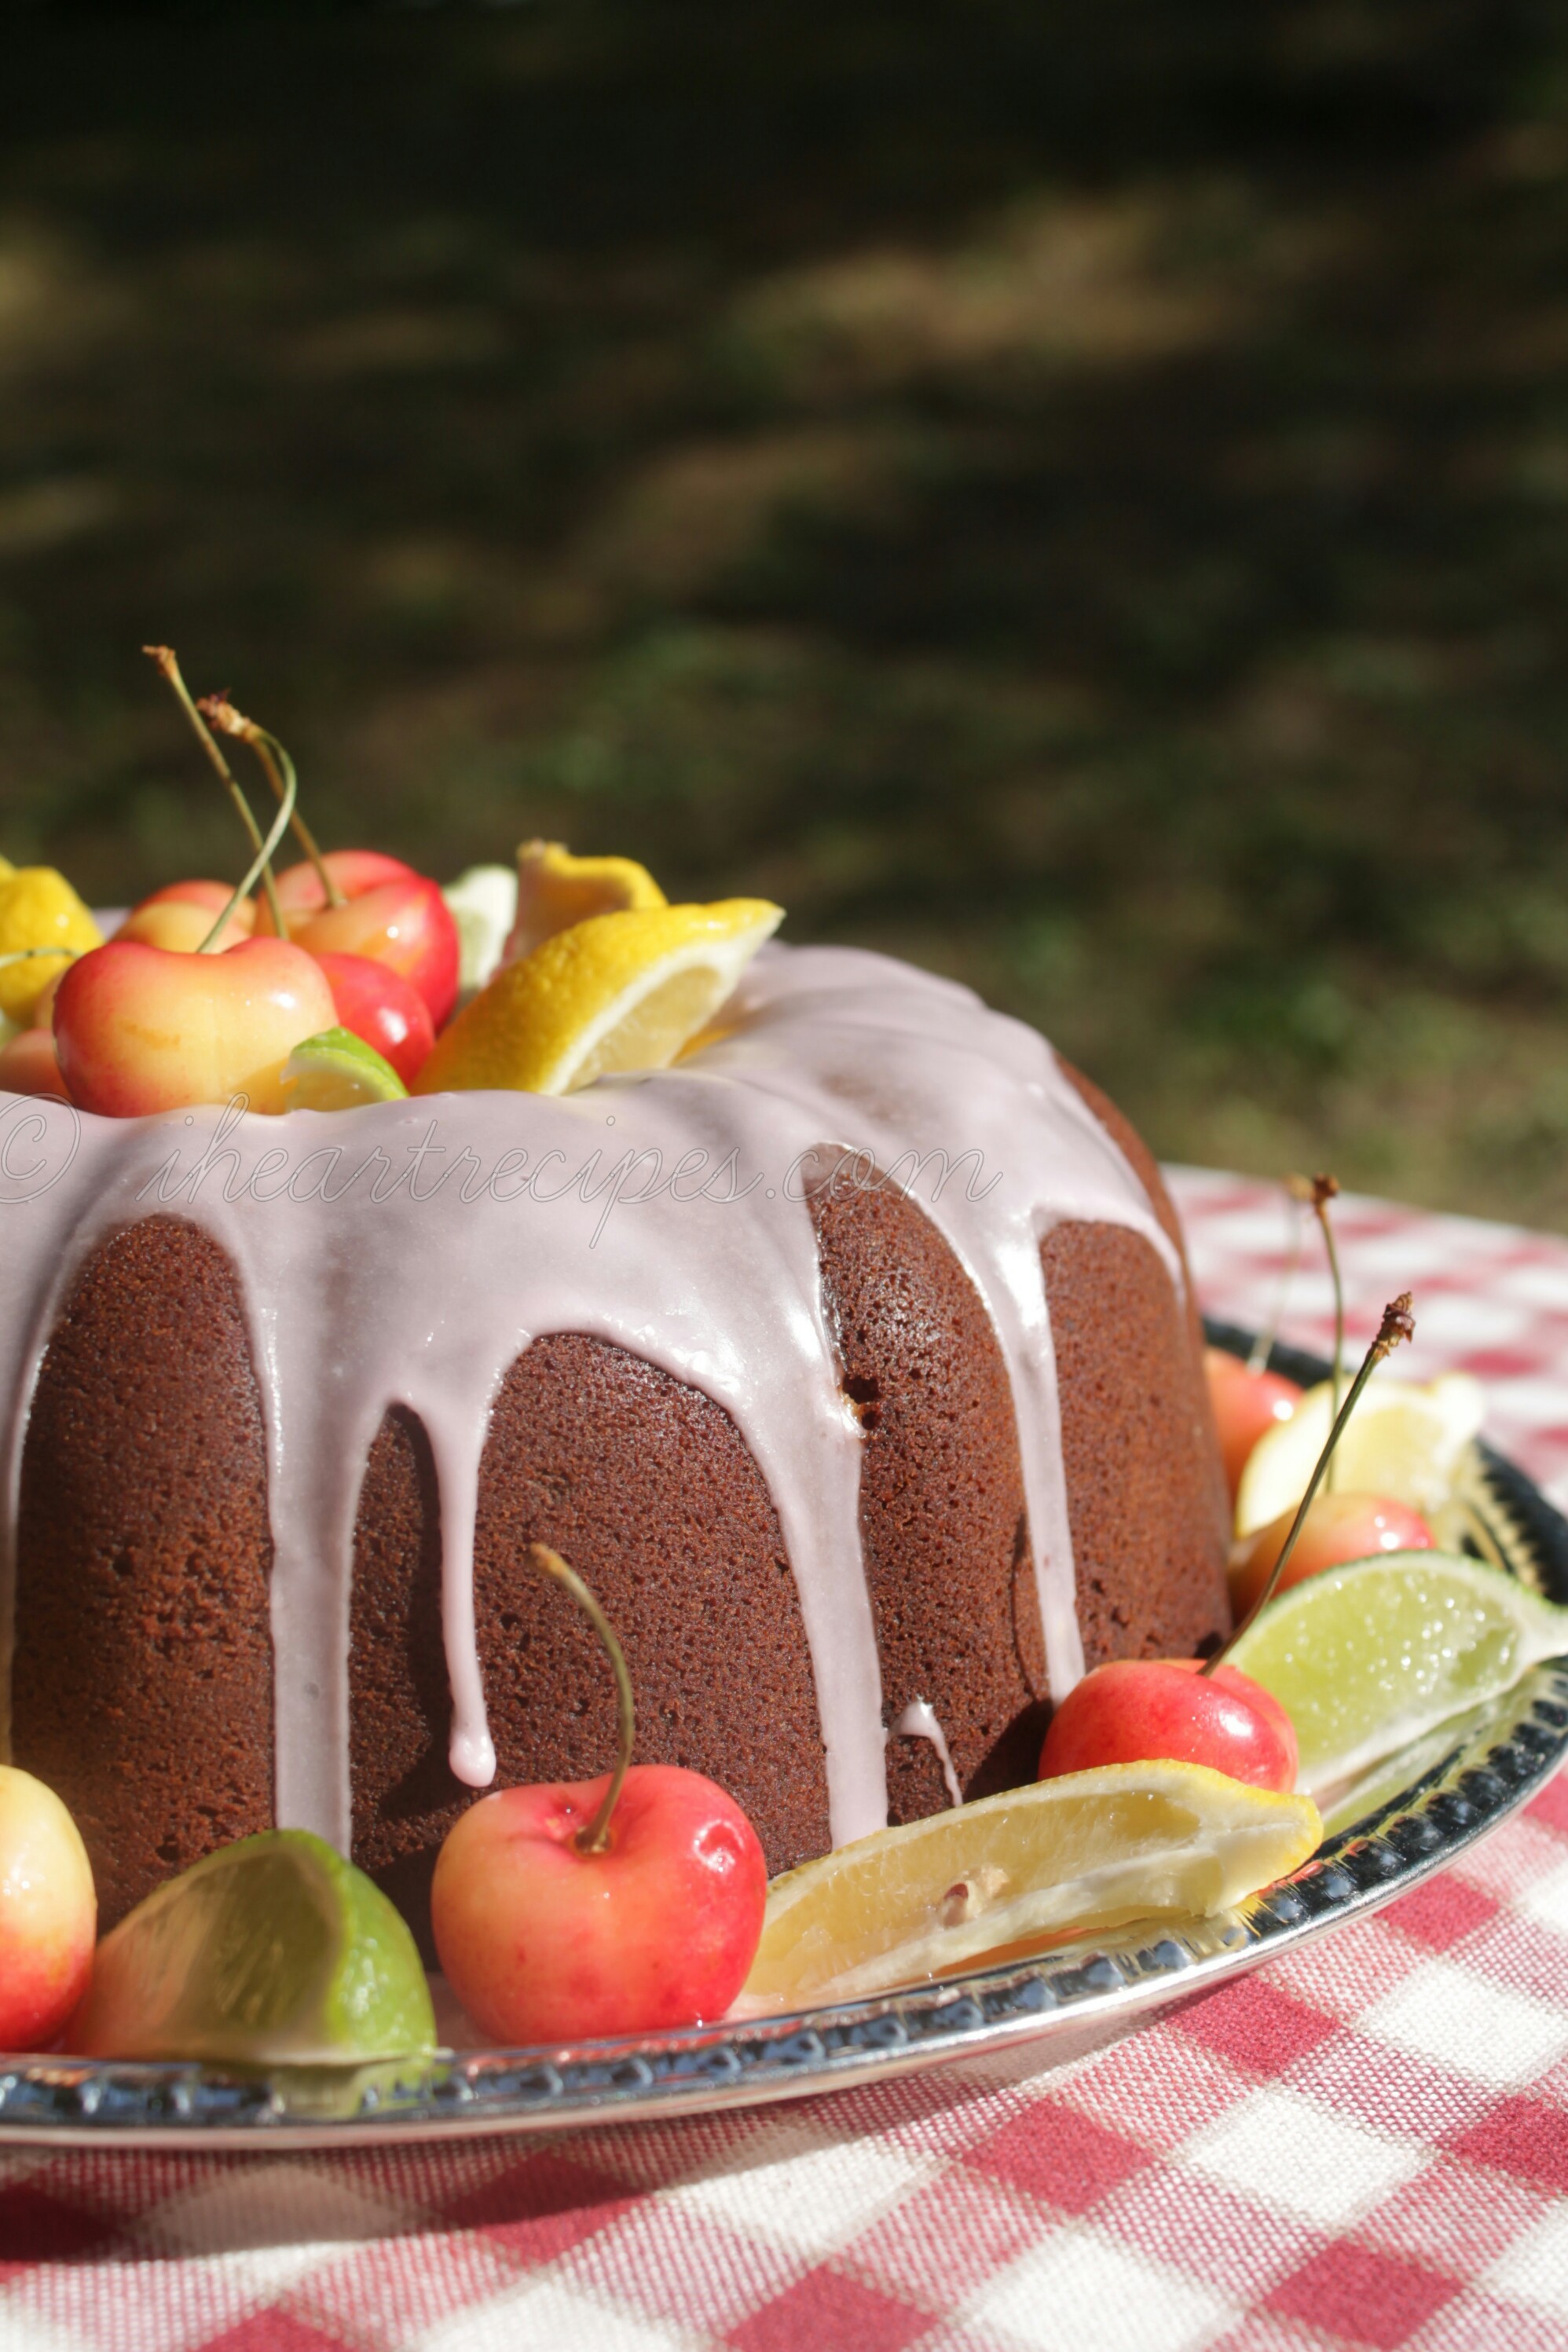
[9,1171,1568,2352]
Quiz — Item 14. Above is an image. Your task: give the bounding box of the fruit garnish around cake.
[0,1766,96,2053]
[431,1543,767,2042]
[1236,1365,1482,1540]
[1226,1552,1568,1810]
[1230,1489,1434,1617]
[414,897,782,1096]
[742,1764,1321,2008]
[1039,1660,1298,1791]
[71,1830,435,2065]
[55,930,338,1116]
[1205,1347,1302,1503]
[505,838,667,964]
[0,866,102,1027]
[280,1025,409,1110]
[443,862,520,1003]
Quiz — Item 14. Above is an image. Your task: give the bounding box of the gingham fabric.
[8,1170,1568,2352]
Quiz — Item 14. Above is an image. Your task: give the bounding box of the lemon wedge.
[415,899,782,1096]
[1235,1371,1484,1538]
[505,839,668,965]
[742,1762,1320,2008]
[0,867,102,1025]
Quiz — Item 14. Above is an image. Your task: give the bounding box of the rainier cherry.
[0,1026,65,1097]
[1045,1294,1420,1794]
[1040,1659,1297,1793]
[313,949,435,1088]
[250,843,460,1030]
[0,1766,95,2051]
[1205,1347,1302,1500]
[1230,1490,1434,1618]
[432,1544,767,2044]
[115,884,254,957]
[56,935,335,1116]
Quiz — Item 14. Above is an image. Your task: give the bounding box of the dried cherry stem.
[1291,1171,1344,1489]
[1204,1291,1416,1673]
[196,746,297,951]
[1246,1184,1306,1376]
[525,1541,633,1853]
[143,646,286,940]
[197,697,343,909]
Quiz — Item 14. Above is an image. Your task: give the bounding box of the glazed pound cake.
[2,943,1230,1946]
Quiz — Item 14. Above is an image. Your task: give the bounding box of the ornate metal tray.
[3,1325,1564,2148]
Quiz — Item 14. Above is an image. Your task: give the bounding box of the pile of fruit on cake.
[0,652,1563,2067]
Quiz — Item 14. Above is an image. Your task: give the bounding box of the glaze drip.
[0,943,1175,1852]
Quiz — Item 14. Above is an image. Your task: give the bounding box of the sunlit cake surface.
[0,943,1230,1945]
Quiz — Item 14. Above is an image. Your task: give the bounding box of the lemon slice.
[0,867,102,1025]
[505,839,668,964]
[443,863,518,1002]
[71,1830,436,2064]
[1227,1549,1568,1806]
[1235,1371,1484,1538]
[742,1762,1320,2007]
[415,898,782,1096]
[280,1026,408,1110]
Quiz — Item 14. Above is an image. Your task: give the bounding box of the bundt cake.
[0,943,1230,1947]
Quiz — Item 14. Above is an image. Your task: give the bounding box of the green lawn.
[5,3,1568,1225]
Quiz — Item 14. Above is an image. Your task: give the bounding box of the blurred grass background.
[4,1,1568,1222]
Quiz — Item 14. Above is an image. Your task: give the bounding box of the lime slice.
[443,863,518,1002]
[742,1762,1320,2008]
[1227,1550,1568,1802]
[280,1025,408,1110]
[71,1830,436,2064]
[1235,1371,1483,1537]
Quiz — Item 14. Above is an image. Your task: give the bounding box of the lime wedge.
[71,1830,436,2064]
[280,1025,408,1110]
[743,1762,1320,2008]
[1227,1550,1568,1801]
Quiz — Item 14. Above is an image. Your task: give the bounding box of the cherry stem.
[1246,1187,1305,1376]
[196,746,298,951]
[196,699,343,910]
[524,1541,634,1854]
[1291,1173,1344,1492]
[143,647,287,940]
[1204,1291,1416,1673]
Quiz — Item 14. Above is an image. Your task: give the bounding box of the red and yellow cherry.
[0,1766,96,2052]
[1204,1347,1302,1500]
[137,879,257,932]
[114,898,253,957]
[266,848,417,918]
[430,1541,767,2043]
[54,936,336,1116]
[313,950,435,1088]
[433,1760,767,2043]
[1039,1658,1298,1793]
[1229,1490,1434,1618]
[0,1026,66,1097]
[258,853,460,1029]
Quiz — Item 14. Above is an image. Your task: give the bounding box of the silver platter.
[4,1327,1564,2148]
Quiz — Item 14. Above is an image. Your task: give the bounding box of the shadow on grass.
[4,1,1568,1219]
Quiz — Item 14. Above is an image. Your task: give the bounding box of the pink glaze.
[0,944,1180,1851]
